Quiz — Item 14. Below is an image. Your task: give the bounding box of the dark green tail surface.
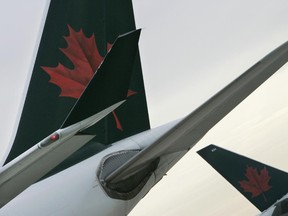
[198,145,288,212]
[5,0,150,172]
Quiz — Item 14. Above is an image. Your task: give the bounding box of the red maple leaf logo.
[42,25,111,98]
[239,166,271,202]
[41,25,136,130]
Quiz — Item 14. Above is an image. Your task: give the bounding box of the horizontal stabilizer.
[198,145,288,211]
[62,29,141,128]
[105,40,288,184]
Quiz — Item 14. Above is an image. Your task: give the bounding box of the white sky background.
[1,0,288,215]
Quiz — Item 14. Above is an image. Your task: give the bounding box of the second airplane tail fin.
[198,144,288,212]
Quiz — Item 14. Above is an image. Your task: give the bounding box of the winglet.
[198,145,288,211]
[61,29,141,128]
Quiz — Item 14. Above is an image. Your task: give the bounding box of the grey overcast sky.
[1,0,288,215]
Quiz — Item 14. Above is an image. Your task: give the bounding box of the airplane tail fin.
[0,30,142,207]
[4,0,149,165]
[198,144,288,212]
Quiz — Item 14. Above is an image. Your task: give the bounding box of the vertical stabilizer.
[198,145,288,211]
[5,0,150,165]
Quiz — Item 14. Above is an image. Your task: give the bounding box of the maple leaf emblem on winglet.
[41,25,136,130]
[239,166,271,202]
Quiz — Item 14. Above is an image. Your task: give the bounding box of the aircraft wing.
[106,40,288,183]
[0,30,141,207]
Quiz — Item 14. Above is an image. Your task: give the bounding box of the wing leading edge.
[0,29,141,207]
[106,41,288,184]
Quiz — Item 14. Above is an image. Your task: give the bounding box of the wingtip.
[118,29,141,40]
[61,30,141,128]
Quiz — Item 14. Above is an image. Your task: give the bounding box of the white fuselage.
[0,120,186,216]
